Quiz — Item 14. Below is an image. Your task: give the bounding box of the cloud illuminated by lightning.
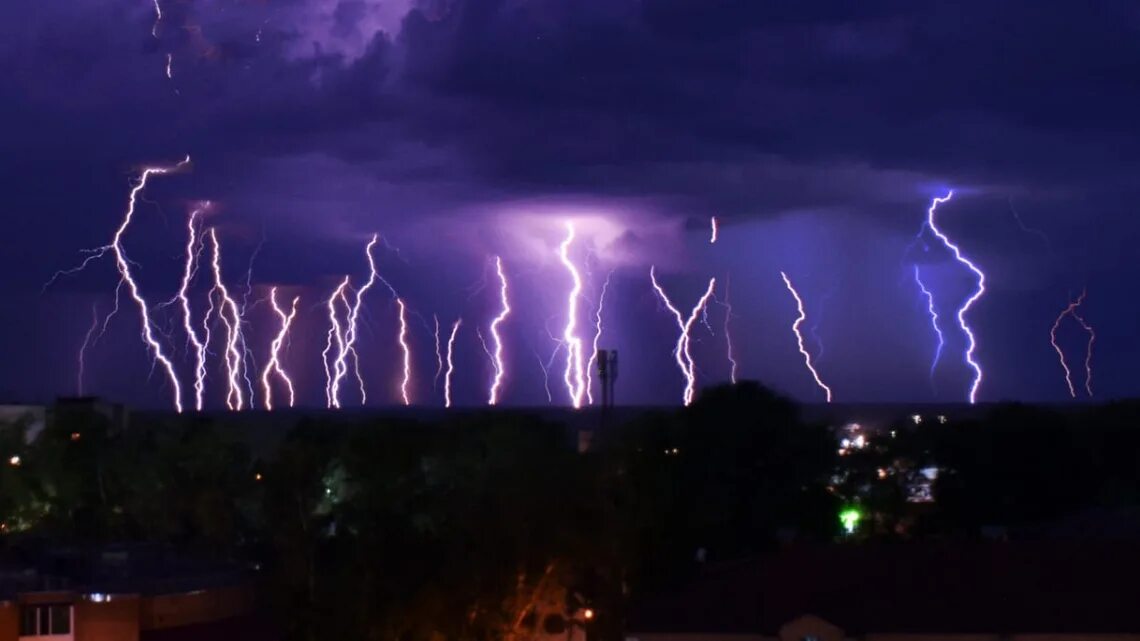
[650,266,717,406]
[558,222,588,408]
[780,271,832,403]
[262,288,299,411]
[487,256,512,405]
[913,264,945,384]
[397,298,412,406]
[924,191,986,404]
[444,318,462,408]
[585,270,614,405]
[207,229,248,411]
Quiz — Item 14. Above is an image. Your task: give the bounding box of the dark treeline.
[3,383,1140,640]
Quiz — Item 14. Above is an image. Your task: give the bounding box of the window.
[19,604,71,637]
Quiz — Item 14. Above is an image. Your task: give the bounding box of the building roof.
[0,542,249,600]
[627,542,1140,635]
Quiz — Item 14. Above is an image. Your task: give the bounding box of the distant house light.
[7,455,19,467]
[911,414,923,425]
[88,593,109,603]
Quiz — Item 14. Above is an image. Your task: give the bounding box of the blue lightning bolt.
[913,264,945,384]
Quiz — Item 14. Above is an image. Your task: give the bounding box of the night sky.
[3,0,1139,409]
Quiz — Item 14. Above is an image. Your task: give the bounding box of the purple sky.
[3,0,1140,409]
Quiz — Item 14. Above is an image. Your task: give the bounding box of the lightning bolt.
[178,205,209,411]
[262,287,299,411]
[152,0,162,38]
[444,318,462,408]
[165,53,173,79]
[432,315,444,391]
[1051,290,1096,398]
[558,222,588,408]
[585,270,614,405]
[323,276,350,409]
[487,256,512,405]
[780,272,832,403]
[331,235,380,407]
[1072,308,1096,398]
[207,229,245,411]
[397,298,412,406]
[720,275,738,384]
[923,191,986,404]
[913,265,945,384]
[649,267,717,406]
[48,157,191,412]
[710,216,718,244]
[77,303,100,396]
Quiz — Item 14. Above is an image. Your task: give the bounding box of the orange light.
[70,432,82,441]
[254,473,263,482]
[7,456,20,467]
[583,608,595,620]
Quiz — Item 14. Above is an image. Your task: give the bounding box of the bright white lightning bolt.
[913,265,945,383]
[585,270,614,404]
[49,157,191,412]
[924,191,986,404]
[207,229,246,411]
[262,288,299,411]
[152,0,162,38]
[178,206,209,411]
[323,276,350,409]
[649,267,717,406]
[780,271,832,403]
[487,256,511,405]
[331,235,380,407]
[710,216,718,244]
[397,298,412,406]
[444,318,462,408]
[558,222,588,409]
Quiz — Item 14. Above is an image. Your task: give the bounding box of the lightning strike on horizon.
[710,216,718,244]
[432,315,444,391]
[331,235,380,407]
[262,288,299,411]
[913,265,945,384]
[77,303,100,396]
[650,267,717,406]
[49,157,192,412]
[924,191,986,404]
[178,206,210,411]
[397,298,412,406]
[558,222,588,409]
[207,229,246,411]
[487,256,511,405]
[323,277,350,409]
[585,270,614,405]
[1050,292,1085,398]
[1076,307,1094,396]
[720,276,738,385]
[780,272,832,403]
[444,318,462,408]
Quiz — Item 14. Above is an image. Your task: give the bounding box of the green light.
[839,507,862,535]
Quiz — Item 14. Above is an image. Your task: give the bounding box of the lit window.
[20,604,72,636]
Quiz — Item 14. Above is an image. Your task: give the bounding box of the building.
[626,542,1140,641]
[0,543,267,641]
